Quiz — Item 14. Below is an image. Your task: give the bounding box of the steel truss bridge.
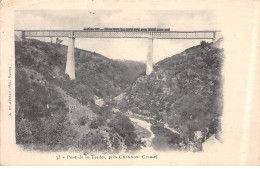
[15,29,220,79]
[16,30,218,39]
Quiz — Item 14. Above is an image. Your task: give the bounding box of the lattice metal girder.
[74,31,150,38]
[24,30,71,37]
[152,32,215,39]
[21,30,216,39]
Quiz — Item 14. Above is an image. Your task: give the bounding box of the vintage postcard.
[0,0,260,166]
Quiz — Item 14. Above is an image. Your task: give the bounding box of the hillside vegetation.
[118,40,224,150]
[15,39,145,152]
[15,38,223,152]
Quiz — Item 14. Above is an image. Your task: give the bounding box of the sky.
[15,10,218,62]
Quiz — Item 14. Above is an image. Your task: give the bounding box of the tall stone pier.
[146,38,153,75]
[65,36,75,79]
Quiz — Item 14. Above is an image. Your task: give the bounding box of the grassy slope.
[16,39,145,105]
[15,39,144,152]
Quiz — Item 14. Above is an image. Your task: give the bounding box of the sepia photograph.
[14,10,224,153]
[1,0,260,166]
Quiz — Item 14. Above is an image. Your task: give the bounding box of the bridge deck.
[15,30,218,39]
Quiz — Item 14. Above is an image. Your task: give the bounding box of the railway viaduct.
[15,29,219,79]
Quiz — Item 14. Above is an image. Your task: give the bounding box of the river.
[129,116,182,151]
[129,117,155,150]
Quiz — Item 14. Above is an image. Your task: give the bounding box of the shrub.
[79,131,108,151]
[89,117,105,129]
[16,119,33,144]
[200,41,208,48]
[29,74,34,80]
[89,99,95,104]
[109,113,139,149]
[97,106,114,119]
[79,116,89,126]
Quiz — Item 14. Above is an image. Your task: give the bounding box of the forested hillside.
[15,38,223,152]
[15,39,145,152]
[118,40,224,147]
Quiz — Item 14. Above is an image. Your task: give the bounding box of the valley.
[15,38,223,152]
